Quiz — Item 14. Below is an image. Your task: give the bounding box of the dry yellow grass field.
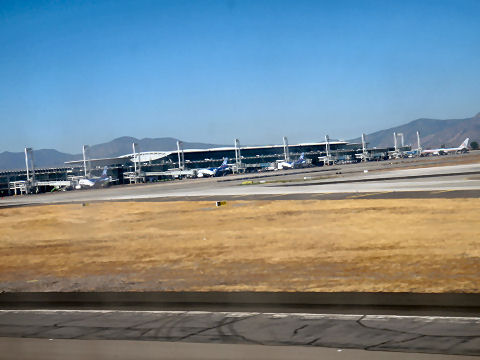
[1,199,479,292]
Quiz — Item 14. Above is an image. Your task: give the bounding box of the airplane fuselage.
[422,148,467,155]
[77,177,110,189]
[421,138,469,156]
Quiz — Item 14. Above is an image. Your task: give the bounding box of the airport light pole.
[283,136,290,162]
[393,132,398,152]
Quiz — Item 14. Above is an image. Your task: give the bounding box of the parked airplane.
[77,166,111,189]
[422,138,469,156]
[404,149,421,157]
[197,158,230,178]
[277,153,306,170]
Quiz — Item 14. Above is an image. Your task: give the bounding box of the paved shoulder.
[2,337,478,360]
[0,310,478,356]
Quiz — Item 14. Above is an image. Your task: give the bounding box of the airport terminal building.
[1,139,398,196]
[125,140,361,169]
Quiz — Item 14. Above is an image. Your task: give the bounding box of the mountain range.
[0,137,225,170]
[350,113,480,148]
[85,137,225,159]
[1,113,479,170]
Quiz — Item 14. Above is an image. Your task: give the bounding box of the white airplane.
[77,166,111,189]
[277,153,306,170]
[422,138,469,156]
[197,158,230,178]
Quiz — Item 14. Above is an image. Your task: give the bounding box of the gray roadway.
[4,338,477,360]
[0,310,479,356]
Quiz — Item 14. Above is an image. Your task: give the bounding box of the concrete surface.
[0,310,479,356]
[3,337,478,360]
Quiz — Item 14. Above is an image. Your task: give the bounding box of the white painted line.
[0,310,478,322]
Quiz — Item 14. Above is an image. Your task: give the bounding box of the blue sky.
[1,0,479,153]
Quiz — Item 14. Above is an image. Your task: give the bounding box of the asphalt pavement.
[4,337,478,360]
[0,310,479,356]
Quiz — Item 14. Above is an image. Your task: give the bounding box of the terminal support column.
[177,141,185,170]
[283,136,290,162]
[361,133,367,162]
[234,139,242,173]
[82,145,91,178]
[24,147,35,183]
[325,135,331,164]
[132,142,142,183]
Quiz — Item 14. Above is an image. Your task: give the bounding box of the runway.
[1,161,480,207]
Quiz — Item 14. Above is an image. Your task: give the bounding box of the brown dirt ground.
[0,199,479,292]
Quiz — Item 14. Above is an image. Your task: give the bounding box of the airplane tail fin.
[299,153,305,160]
[101,166,108,177]
[460,138,469,149]
[221,158,228,166]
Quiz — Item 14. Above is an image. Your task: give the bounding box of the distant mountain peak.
[0,137,226,170]
[109,136,139,142]
[350,113,480,148]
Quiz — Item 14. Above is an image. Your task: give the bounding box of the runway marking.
[265,193,289,198]
[347,192,387,199]
[371,191,393,197]
[0,310,478,321]
[310,194,327,199]
[430,190,455,194]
